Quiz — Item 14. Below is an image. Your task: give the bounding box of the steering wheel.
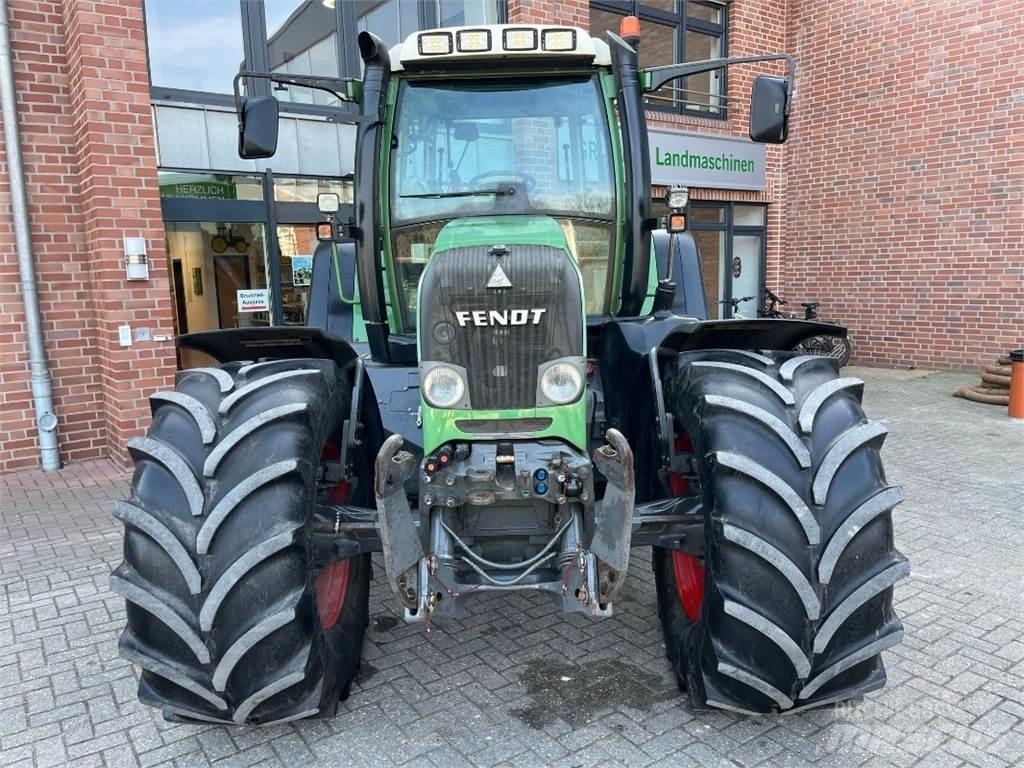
[469,169,536,192]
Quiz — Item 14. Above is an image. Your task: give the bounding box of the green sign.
[159,176,237,200]
[649,128,766,191]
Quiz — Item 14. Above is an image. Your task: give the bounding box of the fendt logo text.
[454,309,546,327]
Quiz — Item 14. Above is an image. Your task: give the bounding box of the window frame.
[589,0,728,119]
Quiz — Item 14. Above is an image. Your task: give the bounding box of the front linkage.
[374,430,635,621]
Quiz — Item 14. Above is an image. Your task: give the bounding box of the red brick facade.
[0,0,172,471]
[784,0,1024,368]
[0,0,1020,471]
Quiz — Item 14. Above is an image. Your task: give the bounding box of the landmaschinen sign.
[648,128,767,191]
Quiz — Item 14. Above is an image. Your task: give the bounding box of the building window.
[355,1,500,51]
[355,0,424,50]
[144,0,502,104]
[144,0,246,96]
[589,1,727,117]
[437,0,500,26]
[273,176,354,204]
[264,1,342,106]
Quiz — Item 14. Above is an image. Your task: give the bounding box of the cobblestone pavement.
[3,368,1024,768]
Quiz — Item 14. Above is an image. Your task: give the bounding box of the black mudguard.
[178,326,360,370]
[606,313,846,360]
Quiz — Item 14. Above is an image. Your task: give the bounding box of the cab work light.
[503,28,537,51]
[456,29,491,52]
[418,31,453,55]
[541,29,576,52]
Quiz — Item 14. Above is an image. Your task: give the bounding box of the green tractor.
[112,22,907,725]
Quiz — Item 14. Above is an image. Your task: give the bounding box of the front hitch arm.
[374,434,424,610]
[589,428,635,604]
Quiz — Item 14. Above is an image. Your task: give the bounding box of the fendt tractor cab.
[113,21,907,726]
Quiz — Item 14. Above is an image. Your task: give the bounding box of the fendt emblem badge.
[454,309,546,327]
[486,262,512,289]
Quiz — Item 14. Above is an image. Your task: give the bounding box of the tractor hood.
[416,215,588,452]
[430,215,571,255]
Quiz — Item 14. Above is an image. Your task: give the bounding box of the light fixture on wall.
[124,237,149,280]
[321,0,335,7]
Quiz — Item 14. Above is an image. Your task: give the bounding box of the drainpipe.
[0,0,60,471]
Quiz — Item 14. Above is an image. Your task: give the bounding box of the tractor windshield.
[389,75,616,324]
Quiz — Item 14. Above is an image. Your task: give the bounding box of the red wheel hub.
[316,559,351,629]
[671,551,704,621]
[667,432,703,620]
[317,442,352,629]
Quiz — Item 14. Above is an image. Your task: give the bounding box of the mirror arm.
[644,53,796,113]
[232,71,359,114]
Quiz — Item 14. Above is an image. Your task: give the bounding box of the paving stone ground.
[2,367,1023,768]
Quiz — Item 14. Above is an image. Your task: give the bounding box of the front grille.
[419,242,583,410]
[455,418,553,435]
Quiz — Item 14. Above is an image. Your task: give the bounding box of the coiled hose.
[953,357,1012,405]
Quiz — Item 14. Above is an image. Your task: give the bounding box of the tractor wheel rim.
[671,550,705,621]
[315,558,351,630]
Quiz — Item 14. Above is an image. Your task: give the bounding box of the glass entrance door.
[165,221,269,367]
[160,170,355,367]
[730,234,763,318]
[165,221,269,335]
[688,202,767,319]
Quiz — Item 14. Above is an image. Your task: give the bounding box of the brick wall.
[507,0,588,26]
[0,0,173,472]
[784,0,1023,368]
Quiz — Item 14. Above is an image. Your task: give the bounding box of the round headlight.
[666,185,689,210]
[540,362,583,405]
[423,365,466,409]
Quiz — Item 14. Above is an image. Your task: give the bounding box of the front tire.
[112,359,370,725]
[658,351,907,713]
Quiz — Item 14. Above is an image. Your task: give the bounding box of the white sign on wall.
[649,128,767,191]
[237,289,270,313]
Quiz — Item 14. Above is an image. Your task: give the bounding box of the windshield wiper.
[400,186,515,200]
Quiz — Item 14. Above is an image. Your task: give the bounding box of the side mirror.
[317,192,340,215]
[749,75,789,144]
[238,96,280,159]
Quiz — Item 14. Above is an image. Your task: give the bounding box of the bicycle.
[761,289,854,366]
[717,295,757,318]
